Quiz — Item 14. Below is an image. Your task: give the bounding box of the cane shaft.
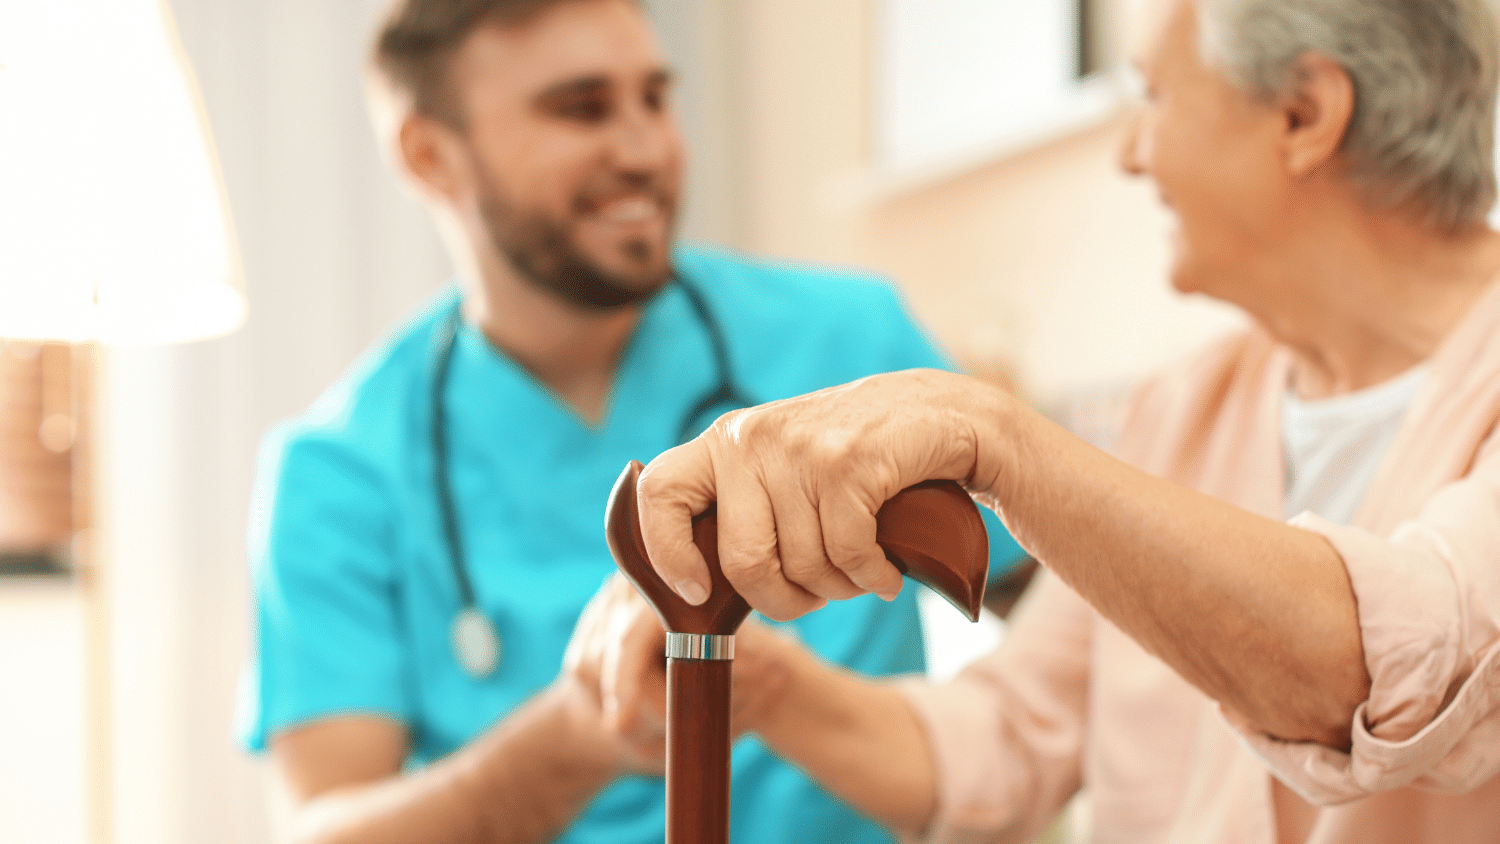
[666,658,732,844]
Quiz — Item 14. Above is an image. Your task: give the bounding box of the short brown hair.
[371,0,598,126]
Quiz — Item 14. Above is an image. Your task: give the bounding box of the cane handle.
[605,460,989,634]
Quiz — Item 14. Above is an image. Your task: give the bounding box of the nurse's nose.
[609,94,681,176]
[1119,108,1149,177]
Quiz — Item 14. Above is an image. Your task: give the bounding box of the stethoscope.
[431,277,755,679]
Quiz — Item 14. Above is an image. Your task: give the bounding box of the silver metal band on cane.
[665,632,735,661]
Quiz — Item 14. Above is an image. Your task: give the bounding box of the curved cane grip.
[874,479,990,622]
[606,461,989,636]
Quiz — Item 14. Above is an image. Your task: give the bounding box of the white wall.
[0,582,86,844]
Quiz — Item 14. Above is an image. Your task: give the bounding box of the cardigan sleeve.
[896,571,1094,843]
[1228,439,1500,804]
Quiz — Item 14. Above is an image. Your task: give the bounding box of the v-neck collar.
[442,283,720,447]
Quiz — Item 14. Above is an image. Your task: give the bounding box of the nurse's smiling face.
[433,0,684,309]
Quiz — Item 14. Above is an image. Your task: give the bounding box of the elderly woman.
[574,0,1500,841]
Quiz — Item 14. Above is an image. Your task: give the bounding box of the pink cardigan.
[902,280,1500,843]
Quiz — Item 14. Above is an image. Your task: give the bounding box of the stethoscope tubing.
[674,276,746,444]
[430,309,477,610]
[431,277,752,678]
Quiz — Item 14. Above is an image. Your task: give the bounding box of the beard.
[475,172,677,312]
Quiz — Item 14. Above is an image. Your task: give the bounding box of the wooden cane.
[605,460,990,844]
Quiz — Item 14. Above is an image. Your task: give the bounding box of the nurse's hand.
[562,576,667,777]
[564,576,804,759]
[635,368,1002,621]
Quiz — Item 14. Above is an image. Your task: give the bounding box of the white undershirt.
[1281,365,1428,524]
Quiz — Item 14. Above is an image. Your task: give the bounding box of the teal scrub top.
[238,245,1029,844]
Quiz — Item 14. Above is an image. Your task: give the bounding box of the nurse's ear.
[397,114,476,207]
[366,72,473,209]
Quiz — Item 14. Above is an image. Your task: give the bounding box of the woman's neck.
[1256,218,1500,400]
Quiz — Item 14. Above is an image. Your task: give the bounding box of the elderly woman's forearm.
[968,389,1371,747]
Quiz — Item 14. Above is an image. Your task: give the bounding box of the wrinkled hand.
[635,368,995,621]
[563,575,806,775]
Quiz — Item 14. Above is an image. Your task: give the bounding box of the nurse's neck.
[463,270,643,427]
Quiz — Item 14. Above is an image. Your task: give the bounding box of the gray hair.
[1196,0,1500,231]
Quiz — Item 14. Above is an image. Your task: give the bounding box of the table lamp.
[0,0,245,343]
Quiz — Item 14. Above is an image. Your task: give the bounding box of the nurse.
[236,1,1028,843]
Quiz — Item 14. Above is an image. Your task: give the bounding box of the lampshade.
[0,0,245,345]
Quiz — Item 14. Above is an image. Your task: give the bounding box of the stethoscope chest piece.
[431,280,745,683]
[452,606,501,679]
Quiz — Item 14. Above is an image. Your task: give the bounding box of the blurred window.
[0,341,85,577]
[874,0,1117,174]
